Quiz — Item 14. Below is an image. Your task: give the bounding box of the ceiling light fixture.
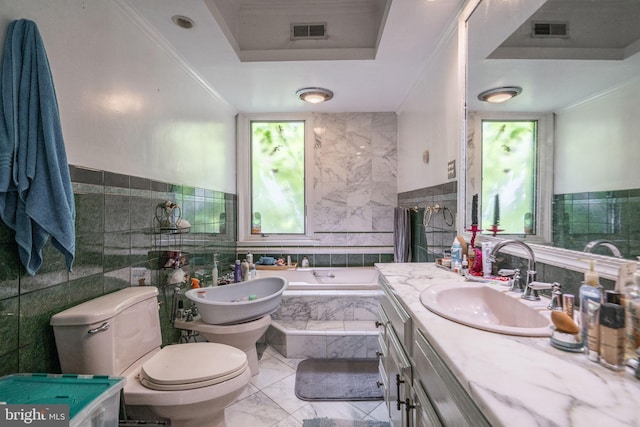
[172,15,195,29]
[478,86,522,103]
[296,87,334,104]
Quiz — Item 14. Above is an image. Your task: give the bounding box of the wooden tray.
[255,262,297,270]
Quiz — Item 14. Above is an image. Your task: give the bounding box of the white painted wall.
[0,0,237,193]
[396,29,460,193]
[555,79,640,194]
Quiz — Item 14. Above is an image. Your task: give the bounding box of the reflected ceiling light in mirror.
[478,86,522,103]
[296,87,334,103]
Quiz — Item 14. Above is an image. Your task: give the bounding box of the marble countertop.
[375,262,640,427]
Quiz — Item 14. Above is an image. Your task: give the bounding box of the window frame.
[470,112,553,244]
[237,113,317,244]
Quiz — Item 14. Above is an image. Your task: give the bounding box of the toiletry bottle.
[481,242,492,278]
[623,267,640,364]
[176,300,184,320]
[241,259,250,281]
[234,260,242,283]
[212,261,218,287]
[247,253,253,265]
[301,256,309,268]
[461,254,469,276]
[579,260,604,362]
[600,291,626,370]
[451,237,462,269]
[250,262,257,280]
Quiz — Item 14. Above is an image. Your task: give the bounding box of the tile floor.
[224,345,390,426]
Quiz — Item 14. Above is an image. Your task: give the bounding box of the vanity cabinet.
[377,278,415,427]
[377,276,490,427]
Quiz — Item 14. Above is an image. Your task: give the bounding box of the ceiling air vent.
[291,23,328,40]
[531,21,569,38]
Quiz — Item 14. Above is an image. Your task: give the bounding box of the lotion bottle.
[234,260,242,283]
[579,260,603,362]
[211,261,218,287]
[600,291,625,370]
[622,266,640,364]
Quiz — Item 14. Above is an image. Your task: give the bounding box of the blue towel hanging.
[0,19,75,275]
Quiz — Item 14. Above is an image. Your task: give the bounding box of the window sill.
[237,239,321,247]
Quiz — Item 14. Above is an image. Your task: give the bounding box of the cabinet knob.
[376,381,383,388]
[375,320,384,328]
[376,351,383,358]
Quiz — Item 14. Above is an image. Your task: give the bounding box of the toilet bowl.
[123,343,251,427]
[175,314,271,376]
[50,287,251,427]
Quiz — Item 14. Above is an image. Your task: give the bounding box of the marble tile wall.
[311,112,397,243]
[0,165,237,376]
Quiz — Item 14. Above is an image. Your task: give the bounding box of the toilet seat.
[139,342,248,391]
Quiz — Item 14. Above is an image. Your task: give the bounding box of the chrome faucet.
[583,239,623,258]
[525,281,562,305]
[490,240,536,296]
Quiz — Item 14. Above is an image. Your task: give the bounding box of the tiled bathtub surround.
[0,165,237,376]
[267,290,382,359]
[397,182,458,262]
[553,188,640,259]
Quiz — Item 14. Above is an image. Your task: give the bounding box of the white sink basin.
[420,282,552,337]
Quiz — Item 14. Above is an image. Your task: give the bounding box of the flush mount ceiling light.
[172,15,195,29]
[296,87,334,104]
[478,86,522,103]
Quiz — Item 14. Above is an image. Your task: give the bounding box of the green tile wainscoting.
[553,188,640,259]
[0,165,237,376]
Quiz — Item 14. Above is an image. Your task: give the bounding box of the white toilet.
[50,287,251,427]
[174,314,271,376]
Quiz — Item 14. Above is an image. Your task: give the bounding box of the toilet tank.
[50,287,162,376]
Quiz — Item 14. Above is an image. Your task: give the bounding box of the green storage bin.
[0,373,124,427]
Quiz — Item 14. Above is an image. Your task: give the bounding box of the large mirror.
[464,0,640,261]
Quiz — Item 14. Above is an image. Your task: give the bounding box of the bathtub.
[255,267,380,290]
[258,267,383,358]
[185,277,288,325]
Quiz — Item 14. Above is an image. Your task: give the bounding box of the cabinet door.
[387,325,412,427]
[412,380,443,427]
[414,329,491,427]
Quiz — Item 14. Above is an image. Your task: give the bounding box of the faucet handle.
[498,269,518,277]
[528,281,553,290]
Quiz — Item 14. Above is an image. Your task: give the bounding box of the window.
[237,113,315,243]
[481,120,537,234]
[250,121,305,235]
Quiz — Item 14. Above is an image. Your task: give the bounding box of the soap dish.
[550,327,584,353]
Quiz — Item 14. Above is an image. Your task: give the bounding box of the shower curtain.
[393,207,411,263]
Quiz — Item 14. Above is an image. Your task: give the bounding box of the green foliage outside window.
[481,120,537,234]
[251,121,305,234]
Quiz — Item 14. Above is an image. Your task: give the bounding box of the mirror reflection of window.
[481,120,537,235]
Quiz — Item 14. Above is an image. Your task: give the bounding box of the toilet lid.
[139,342,248,391]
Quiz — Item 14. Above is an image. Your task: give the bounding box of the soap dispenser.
[579,260,604,362]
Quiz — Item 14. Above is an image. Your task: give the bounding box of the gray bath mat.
[295,358,383,401]
[302,418,390,427]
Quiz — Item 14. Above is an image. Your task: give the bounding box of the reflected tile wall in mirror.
[553,188,640,259]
